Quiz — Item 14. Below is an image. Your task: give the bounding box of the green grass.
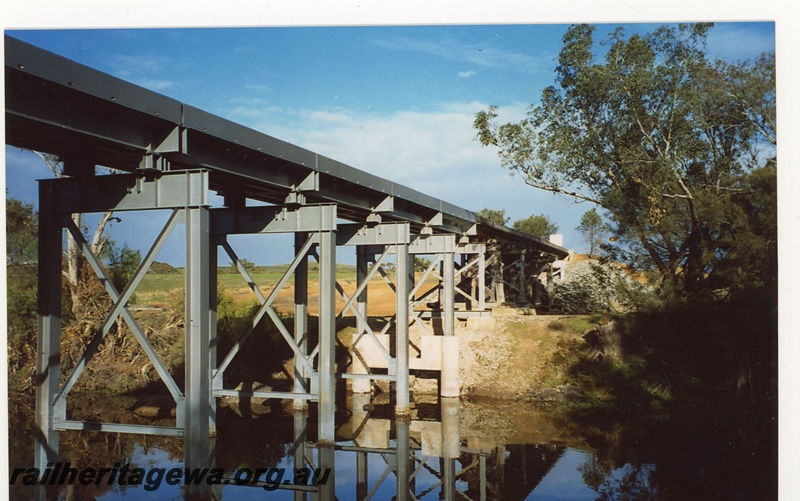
[546,315,596,334]
[135,263,391,305]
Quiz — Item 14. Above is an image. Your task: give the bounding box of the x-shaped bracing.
[213,233,320,397]
[51,210,186,427]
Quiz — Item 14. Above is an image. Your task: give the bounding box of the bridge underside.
[5,35,568,489]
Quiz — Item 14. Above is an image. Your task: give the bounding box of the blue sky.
[4,23,776,265]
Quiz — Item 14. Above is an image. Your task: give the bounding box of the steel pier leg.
[356,451,368,500]
[441,250,460,398]
[443,458,456,501]
[518,251,527,305]
[209,236,218,434]
[395,243,411,416]
[35,197,62,485]
[480,454,487,501]
[478,252,486,311]
[294,409,308,501]
[396,417,411,501]
[184,206,211,474]
[443,251,455,337]
[442,397,459,501]
[352,246,371,394]
[318,230,337,444]
[295,232,310,410]
[317,443,336,501]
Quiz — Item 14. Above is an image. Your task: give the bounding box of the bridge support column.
[184,205,212,471]
[442,398,459,501]
[351,246,372,394]
[293,409,308,501]
[34,193,63,478]
[518,250,528,306]
[294,232,310,410]
[441,250,460,398]
[396,416,411,501]
[318,229,337,443]
[443,250,455,337]
[478,251,487,310]
[395,242,411,416]
[208,235,218,435]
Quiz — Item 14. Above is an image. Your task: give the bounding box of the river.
[8,391,775,500]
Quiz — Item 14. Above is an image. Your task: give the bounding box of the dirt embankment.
[454,313,607,401]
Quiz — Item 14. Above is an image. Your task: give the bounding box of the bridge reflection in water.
[19,394,568,501]
[194,394,564,500]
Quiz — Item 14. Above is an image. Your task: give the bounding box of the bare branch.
[32,150,62,177]
[521,177,606,207]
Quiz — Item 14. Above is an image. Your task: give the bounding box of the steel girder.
[5,35,568,258]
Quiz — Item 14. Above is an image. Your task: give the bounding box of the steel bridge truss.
[6,36,568,490]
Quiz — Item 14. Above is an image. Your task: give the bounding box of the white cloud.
[458,70,476,78]
[370,35,549,73]
[227,100,568,226]
[244,83,273,94]
[106,53,179,90]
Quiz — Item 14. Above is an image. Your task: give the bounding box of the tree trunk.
[67,213,82,317]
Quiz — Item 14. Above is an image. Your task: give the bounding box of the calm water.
[8,392,775,500]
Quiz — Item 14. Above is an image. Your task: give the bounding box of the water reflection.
[8,392,773,500]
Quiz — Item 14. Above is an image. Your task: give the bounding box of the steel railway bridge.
[5,35,567,498]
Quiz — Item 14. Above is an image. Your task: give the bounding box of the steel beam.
[396,417,411,501]
[317,443,336,501]
[184,205,212,470]
[293,409,308,501]
[336,222,410,247]
[214,389,317,400]
[34,193,62,473]
[478,252,487,310]
[209,236,219,433]
[54,421,185,437]
[211,204,337,235]
[356,451,368,500]
[351,246,372,394]
[317,230,337,444]
[294,232,310,408]
[38,170,209,214]
[7,36,569,258]
[444,250,456,337]
[408,233,456,255]
[395,243,411,416]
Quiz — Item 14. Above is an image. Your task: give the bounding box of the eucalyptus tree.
[475,24,775,296]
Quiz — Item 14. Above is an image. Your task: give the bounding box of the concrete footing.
[440,336,460,398]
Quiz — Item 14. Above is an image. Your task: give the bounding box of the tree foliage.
[6,198,38,265]
[6,198,38,366]
[475,23,776,297]
[512,214,558,239]
[476,207,508,226]
[6,195,143,391]
[577,208,609,255]
[230,258,258,274]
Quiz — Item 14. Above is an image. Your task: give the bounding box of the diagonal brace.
[215,234,318,382]
[55,212,183,406]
